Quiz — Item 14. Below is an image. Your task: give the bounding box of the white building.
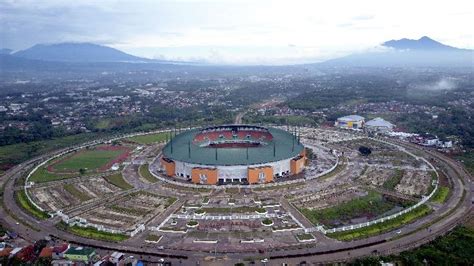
[335,115,365,129]
[109,252,125,264]
[438,141,453,148]
[423,135,439,146]
[365,117,394,133]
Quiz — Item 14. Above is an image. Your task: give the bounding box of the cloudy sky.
[1,0,473,64]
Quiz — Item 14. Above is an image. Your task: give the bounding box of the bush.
[359,146,372,156]
[328,205,432,241]
[56,222,128,242]
[431,186,450,203]
[187,220,199,226]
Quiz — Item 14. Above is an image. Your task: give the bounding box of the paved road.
[234,111,247,124]
[0,137,471,265]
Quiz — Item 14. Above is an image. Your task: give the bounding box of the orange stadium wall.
[300,148,306,157]
[290,156,305,175]
[247,166,273,184]
[191,168,218,185]
[300,148,308,166]
[160,157,175,177]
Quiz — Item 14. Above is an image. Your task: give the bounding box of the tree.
[79,168,86,175]
[359,146,372,156]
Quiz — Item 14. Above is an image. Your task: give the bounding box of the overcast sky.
[1,0,473,64]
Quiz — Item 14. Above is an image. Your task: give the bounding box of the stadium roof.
[162,126,304,166]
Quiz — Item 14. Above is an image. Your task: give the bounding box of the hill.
[0,48,13,55]
[382,36,466,51]
[13,42,152,63]
[321,36,473,67]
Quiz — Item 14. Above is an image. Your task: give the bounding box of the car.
[261,258,269,263]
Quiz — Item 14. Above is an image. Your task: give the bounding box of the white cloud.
[410,77,459,91]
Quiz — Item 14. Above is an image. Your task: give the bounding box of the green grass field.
[145,234,162,242]
[104,173,133,190]
[63,184,92,202]
[383,169,404,190]
[139,164,158,183]
[165,197,177,207]
[299,190,396,227]
[126,132,169,145]
[110,205,150,216]
[57,221,128,242]
[15,190,49,220]
[94,119,112,129]
[54,149,123,172]
[29,166,76,183]
[327,204,432,241]
[431,186,450,203]
[0,133,104,172]
[296,233,315,241]
[29,147,125,183]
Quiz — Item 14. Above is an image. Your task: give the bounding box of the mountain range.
[12,43,154,63]
[322,36,473,67]
[1,37,472,70]
[382,36,469,51]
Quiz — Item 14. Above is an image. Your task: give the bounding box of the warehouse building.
[365,117,394,133]
[335,115,365,129]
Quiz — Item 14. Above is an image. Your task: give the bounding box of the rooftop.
[337,115,365,122]
[39,247,53,258]
[65,247,95,256]
[365,117,394,127]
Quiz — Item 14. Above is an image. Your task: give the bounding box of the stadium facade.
[158,125,306,185]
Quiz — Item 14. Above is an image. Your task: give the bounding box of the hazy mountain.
[13,42,154,63]
[322,36,473,67]
[382,36,466,51]
[0,53,186,74]
[0,48,13,55]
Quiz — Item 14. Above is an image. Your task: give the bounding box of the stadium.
[157,125,306,185]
